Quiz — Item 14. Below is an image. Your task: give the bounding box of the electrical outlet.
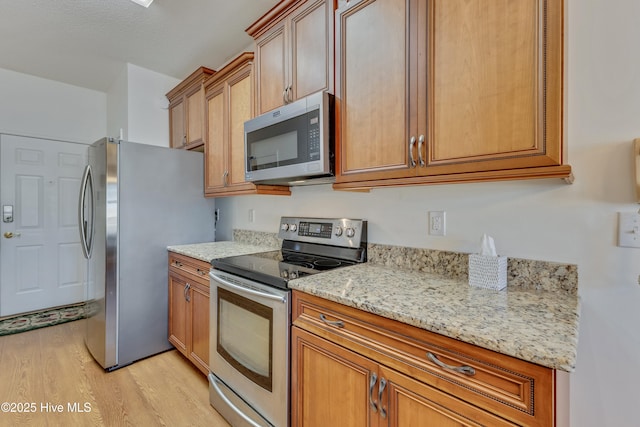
[248,209,255,223]
[429,211,446,236]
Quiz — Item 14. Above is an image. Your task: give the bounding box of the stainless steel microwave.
[244,91,334,185]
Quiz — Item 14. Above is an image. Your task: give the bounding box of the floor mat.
[0,304,86,336]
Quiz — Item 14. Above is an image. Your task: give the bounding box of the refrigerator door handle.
[78,164,94,259]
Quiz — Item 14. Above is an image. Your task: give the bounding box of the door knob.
[4,232,20,238]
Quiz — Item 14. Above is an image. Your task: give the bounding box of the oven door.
[209,269,290,427]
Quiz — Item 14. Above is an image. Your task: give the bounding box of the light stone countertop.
[288,263,580,372]
[166,241,278,263]
[167,234,580,372]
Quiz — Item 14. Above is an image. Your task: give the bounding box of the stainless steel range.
[208,217,367,427]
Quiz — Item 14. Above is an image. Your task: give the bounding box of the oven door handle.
[210,271,287,304]
[208,373,265,427]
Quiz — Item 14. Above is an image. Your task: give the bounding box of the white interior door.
[0,134,88,317]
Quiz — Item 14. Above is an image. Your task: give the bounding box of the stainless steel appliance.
[244,91,334,185]
[78,137,215,371]
[208,217,367,427]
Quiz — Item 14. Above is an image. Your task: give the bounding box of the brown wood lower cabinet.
[168,252,210,375]
[291,291,555,427]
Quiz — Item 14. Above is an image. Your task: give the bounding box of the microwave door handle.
[210,271,287,304]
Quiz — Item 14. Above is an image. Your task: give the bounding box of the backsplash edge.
[231,231,578,295]
[367,243,578,295]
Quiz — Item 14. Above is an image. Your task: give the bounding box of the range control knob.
[281,223,289,232]
[290,224,298,232]
[334,226,343,237]
[346,227,356,238]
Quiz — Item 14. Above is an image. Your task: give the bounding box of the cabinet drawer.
[292,291,554,427]
[168,252,210,286]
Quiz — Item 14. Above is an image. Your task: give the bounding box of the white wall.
[106,64,129,141]
[0,68,106,143]
[0,63,178,147]
[107,63,180,146]
[215,0,640,425]
[126,64,179,146]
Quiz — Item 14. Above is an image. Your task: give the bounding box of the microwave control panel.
[308,113,320,161]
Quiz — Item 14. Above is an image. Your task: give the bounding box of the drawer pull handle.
[173,261,183,267]
[369,372,378,413]
[319,313,344,328]
[378,377,387,418]
[427,352,475,376]
[196,268,207,275]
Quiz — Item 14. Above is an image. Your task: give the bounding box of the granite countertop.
[288,262,580,372]
[168,232,580,373]
[167,241,278,263]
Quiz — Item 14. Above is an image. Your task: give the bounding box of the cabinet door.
[189,282,210,375]
[423,0,564,175]
[291,327,378,427]
[335,0,417,182]
[381,366,516,427]
[227,65,254,188]
[168,273,188,354]
[169,99,185,149]
[290,0,333,101]
[185,85,205,147]
[255,20,287,115]
[205,85,226,192]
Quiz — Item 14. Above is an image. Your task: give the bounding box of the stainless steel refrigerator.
[78,137,215,370]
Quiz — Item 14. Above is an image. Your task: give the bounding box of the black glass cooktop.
[211,249,356,290]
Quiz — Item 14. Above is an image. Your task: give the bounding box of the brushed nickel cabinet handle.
[369,372,378,413]
[378,377,387,418]
[223,171,229,187]
[409,136,417,168]
[184,283,191,302]
[427,352,475,376]
[319,313,344,328]
[418,134,425,167]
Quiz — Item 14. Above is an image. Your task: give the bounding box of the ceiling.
[0,0,279,92]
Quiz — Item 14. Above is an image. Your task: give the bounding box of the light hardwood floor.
[0,320,230,427]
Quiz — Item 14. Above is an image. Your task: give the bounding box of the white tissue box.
[468,254,507,290]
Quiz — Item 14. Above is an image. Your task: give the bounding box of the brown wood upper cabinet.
[166,67,215,150]
[333,0,572,190]
[246,0,335,115]
[203,53,291,197]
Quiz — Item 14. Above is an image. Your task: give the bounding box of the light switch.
[618,212,640,248]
